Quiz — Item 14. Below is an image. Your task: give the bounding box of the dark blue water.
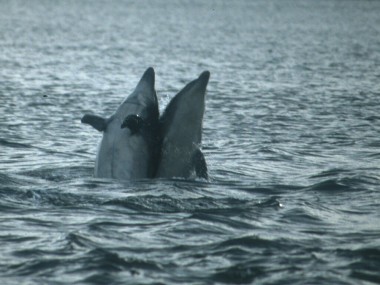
[1,1,380,284]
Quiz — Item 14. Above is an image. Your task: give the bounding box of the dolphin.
[155,71,210,180]
[81,67,159,180]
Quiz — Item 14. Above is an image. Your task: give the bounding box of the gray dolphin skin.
[156,71,210,179]
[81,67,159,180]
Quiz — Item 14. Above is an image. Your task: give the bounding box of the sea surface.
[1,1,380,284]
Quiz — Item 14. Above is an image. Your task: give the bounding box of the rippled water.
[1,1,380,284]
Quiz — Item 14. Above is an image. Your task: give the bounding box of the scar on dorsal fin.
[193,148,208,180]
[81,114,108,132]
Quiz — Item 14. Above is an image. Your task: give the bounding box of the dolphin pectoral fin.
[193,148,208,180]
[81,114,108,132]
[121,114,144,135]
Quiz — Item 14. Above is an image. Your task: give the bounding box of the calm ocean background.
[1,0,380,284]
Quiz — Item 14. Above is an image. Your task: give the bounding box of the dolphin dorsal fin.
[81,114,108,132]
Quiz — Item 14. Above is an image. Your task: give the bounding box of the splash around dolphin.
[81,67,159,180]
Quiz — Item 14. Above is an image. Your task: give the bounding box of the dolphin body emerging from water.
[81,67,159,180]
[155,71,210,180]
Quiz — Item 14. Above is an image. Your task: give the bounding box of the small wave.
[310,168,380,193]
[20,166,91,182]
[78,248,162,272]
[215,235,282,251]
[65,232,100,250]
[104,195,252,214]
[0,138,32,149]
[306,179,356,193]
[256,196,284,209]
[0,172,24,186]
[309,168,352,179]
[337,247,380,284]
[26,102,55,107]
[6,259,63,277]
[75,248,163,284]
[212,261,266,284]
[307,172,379,193]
